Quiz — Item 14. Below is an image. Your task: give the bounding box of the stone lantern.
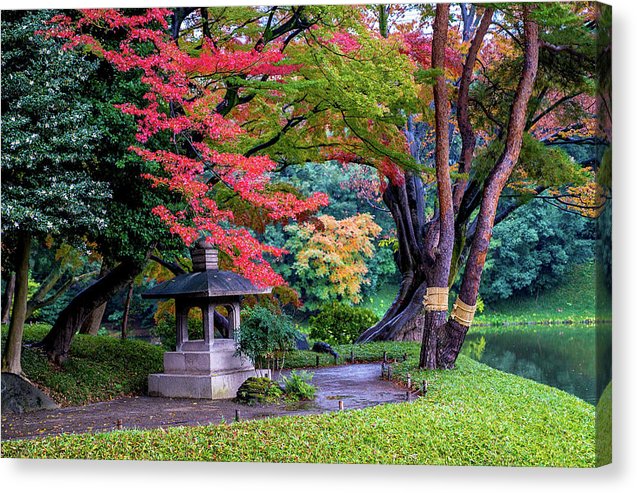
[142,240,271,399]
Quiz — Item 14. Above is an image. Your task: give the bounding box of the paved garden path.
[2,363,406,441]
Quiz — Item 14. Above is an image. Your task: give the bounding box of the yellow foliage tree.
[284,214,381,310]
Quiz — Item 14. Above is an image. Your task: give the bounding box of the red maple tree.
[47,8,329,287]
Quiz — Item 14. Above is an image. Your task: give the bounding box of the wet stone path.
[2,363,406,441]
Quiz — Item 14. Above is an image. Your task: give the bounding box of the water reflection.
[461,323,611,405]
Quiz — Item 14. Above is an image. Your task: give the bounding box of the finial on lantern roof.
[191,238,218,272]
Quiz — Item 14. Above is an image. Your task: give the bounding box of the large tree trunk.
[39,257,148,364]
[417,3,455,369]
[78,302,108,335]
[1,272,16,324]
[78,261,111,335]
[357,6,494,348]
[357,176,429,342]
[358,6,539,373]
[361,279,428,342]
[437,7,540,368]
[1,232,32,374]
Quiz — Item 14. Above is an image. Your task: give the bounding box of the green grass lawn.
[2,354,595,467]
[360,283,399,318]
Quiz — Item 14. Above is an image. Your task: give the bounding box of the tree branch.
[26,270,99,320]
[529,91,583,130]
[150,255,187,276]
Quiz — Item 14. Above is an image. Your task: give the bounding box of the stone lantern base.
[148,339,270,399]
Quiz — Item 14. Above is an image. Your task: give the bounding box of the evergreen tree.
[1,10,110,373]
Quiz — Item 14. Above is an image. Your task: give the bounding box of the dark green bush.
[478,199,594,303]
[309,302,379,344]
[281,370,316,401]
[235,306,297,370]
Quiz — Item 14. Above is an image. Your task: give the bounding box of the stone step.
[148,369,271,399]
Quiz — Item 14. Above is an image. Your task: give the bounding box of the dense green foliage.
[281,370,317,401]
[597,197,612,293]
[274,162,395,234]
[264,162,398,310]
[2,355,595,467]
[1,324,163,406]
[235,306,298,370]
[309,302,380,344]
[1,11,111,247]
[1,10,177,265]
[479,200,594,303]
[473,133,588,189]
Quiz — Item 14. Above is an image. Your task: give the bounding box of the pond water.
[460,323,611,405]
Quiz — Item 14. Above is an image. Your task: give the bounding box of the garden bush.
[309,302,379,344]
[235,305,298,370]
[478,199,594,303]
[281,370,316,401]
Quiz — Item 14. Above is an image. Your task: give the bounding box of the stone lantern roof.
[142,240,271,300]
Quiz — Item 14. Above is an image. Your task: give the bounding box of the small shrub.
[309,302,379,344]
[282,371,316,401]
[235,377,283,405]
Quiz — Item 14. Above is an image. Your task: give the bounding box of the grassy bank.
[1,324,164,406]
[360,283,399,318]
[2,354,595,467]
[475,263,601,325]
